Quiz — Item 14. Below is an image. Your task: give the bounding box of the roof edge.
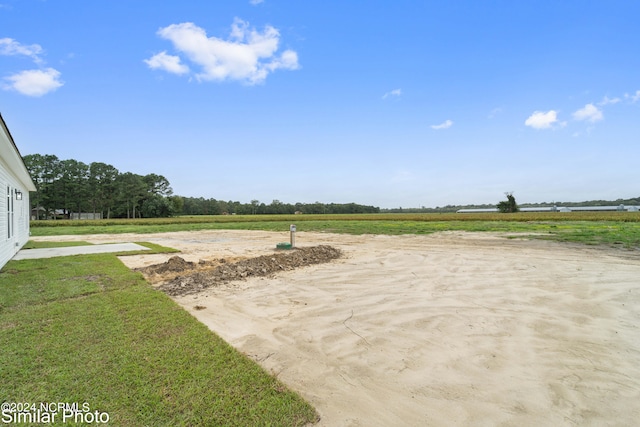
[0,112,37,191]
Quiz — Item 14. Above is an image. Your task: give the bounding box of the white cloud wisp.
[0,37,43,63]
[431,119,453,130]
[144,51,190,75]
[572,103,603,123]
[382,88,402,99]
[598,96,621,106]
[626,90,640,103]
[146,19,299,85]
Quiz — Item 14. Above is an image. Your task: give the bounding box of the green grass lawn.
[0,244,318,426]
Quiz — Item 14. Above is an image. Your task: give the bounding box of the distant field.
[30,212,640,228]
[29,212,640,249]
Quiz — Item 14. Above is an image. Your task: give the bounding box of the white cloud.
[0,37,43,63]
[265,49,298,71]
[144,51,189,74]
[3,68,63,96]
[626,90,640,103]
[0,37,63,96]
[572,103,603,122]
[147,19,299,85]
[382,88,402,99]
[524,110,559,129]
[249,0,264,4]
[598,95,621,106]
[431,119,453,130]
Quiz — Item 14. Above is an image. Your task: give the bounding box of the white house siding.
[0,161,31,267]
[0,114,36,270]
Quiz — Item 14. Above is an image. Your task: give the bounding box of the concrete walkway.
[12,243,150,260]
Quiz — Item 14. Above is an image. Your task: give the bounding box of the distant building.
[457,205,640,213]
[0,114,37,269]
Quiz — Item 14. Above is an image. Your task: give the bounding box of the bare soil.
[136,245,342,297]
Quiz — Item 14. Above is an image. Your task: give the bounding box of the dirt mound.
[136,255,246,285]
[149,255,195,274]
[153,245,342,297]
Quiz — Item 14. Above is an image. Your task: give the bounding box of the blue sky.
[1,1,639,208]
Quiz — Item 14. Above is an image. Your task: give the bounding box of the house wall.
[0,155,32,268]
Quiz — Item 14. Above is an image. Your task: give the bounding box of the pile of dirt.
[150,255,195,274]
[136,255,242,284]
[150,245,342,297]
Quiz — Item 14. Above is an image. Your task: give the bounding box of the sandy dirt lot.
[34,230,640,426]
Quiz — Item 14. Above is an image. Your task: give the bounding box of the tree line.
[24,154,380,219]
[24,154,181,219]
[181,198,380,215]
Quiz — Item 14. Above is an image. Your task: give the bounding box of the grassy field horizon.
[28,212,640,250]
